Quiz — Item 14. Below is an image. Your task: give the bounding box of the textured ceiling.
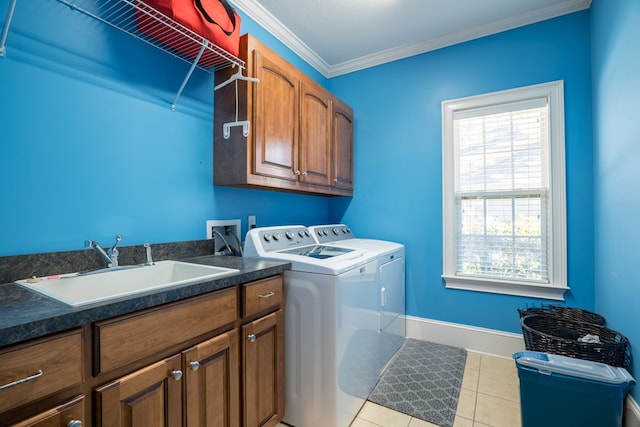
[230,0,591,77]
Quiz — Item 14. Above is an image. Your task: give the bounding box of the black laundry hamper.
[520,314,630,369]
[518,304,606,325]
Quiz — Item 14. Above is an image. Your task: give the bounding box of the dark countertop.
[0,256,290,348]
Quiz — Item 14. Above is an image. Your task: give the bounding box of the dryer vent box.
[206,219,241,255]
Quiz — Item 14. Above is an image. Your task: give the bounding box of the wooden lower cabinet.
[95,331,241,427]
[12,395,84,427]
[183,330,240,427]
[95,354,183,427]
[0,329,84,415]
[1,275,285,427]
[242,310,284,427]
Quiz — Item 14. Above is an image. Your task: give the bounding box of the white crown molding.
[229,0,331,75]
[231,0,591,78]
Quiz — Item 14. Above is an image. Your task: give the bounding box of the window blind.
[453,99,550,283]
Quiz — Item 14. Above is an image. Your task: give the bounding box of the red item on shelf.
[136,0,241,67]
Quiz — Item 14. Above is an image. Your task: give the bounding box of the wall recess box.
[206,219,241,255]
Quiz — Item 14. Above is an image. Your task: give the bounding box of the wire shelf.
[56,0,244,71]
[54,0,246,109]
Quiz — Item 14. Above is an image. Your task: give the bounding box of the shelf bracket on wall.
[215,65,259,139]
[0,0,17,57]
[171,41,207,111]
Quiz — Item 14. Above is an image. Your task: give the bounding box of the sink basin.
[15,260,239,307]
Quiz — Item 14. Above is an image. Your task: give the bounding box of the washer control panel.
[248,226,316,253]
[309,224,353,243]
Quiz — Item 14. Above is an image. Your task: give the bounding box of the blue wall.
[328,12,594,333]
[3,0,630,361]
[591,0,640,400]
[0,0,329,256]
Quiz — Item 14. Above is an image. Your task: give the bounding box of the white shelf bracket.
[216,66,259,139]
[223,120,250,139]
[0,0,17,57]
[171,41,207,111]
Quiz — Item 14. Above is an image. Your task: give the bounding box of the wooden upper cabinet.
[331,97,354,192]
[300,79,332,187]
[214,33,353,196]
[252,49,299,182]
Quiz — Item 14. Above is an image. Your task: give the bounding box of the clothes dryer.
[309,224,406,366]
[244,226,381,427]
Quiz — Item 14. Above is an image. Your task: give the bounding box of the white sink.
[16,260,239,307]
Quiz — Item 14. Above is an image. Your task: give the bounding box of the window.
[441,81,568,300]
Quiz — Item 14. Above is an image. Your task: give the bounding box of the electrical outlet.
[248,215,256,229]
[206,219,241,255]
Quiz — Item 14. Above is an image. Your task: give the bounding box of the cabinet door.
[299,80,332,187]
[331,97,354,193]
[252,49,299,182]
[12,395,84,427]
[242,310,284,427]
[96,354,182,427]
[183,330,240,427]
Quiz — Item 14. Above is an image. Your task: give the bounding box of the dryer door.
[380,256,405,336]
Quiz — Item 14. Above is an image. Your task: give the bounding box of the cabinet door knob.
[247,334,257,342]
[190,361,200,371]
[333,178,338,183]
[171,370,183,381]
[294,170,301,176]
[67,421,83,427]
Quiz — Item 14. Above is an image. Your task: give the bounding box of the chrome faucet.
[85,235,122,267]
[144,243,154,266]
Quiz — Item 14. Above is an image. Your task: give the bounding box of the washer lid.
[243,225,376,274]
[281,245,354,259]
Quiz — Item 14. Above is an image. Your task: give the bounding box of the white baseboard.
[405,315,640,426]
[405,315,525,358]
[626,396,640,427]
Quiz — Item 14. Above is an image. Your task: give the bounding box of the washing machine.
[243,225,381,427]
[309,224,406,367]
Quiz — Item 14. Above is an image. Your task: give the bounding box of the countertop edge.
[0,256,291,348]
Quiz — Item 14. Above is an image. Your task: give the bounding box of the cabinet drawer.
[12,395,84,427]
[95,287,237,375]
[0,329,83,414]
[243,276,283,318]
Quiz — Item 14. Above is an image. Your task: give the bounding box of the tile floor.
[277,351,522,427]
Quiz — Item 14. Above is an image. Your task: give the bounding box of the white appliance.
[309,224,406,366]
[243,226,382,427]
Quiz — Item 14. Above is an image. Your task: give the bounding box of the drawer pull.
[258,291,276,299]
[0,369,43,391]
[190,361,200,371]
[171,370,183,381]
[67,420,83,427]
[247,334,257,343]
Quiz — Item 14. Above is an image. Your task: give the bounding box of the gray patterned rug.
[368,339,467,427]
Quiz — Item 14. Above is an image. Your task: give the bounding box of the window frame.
[441,81,569,300]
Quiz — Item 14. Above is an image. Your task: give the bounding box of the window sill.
[442,275,569,301]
